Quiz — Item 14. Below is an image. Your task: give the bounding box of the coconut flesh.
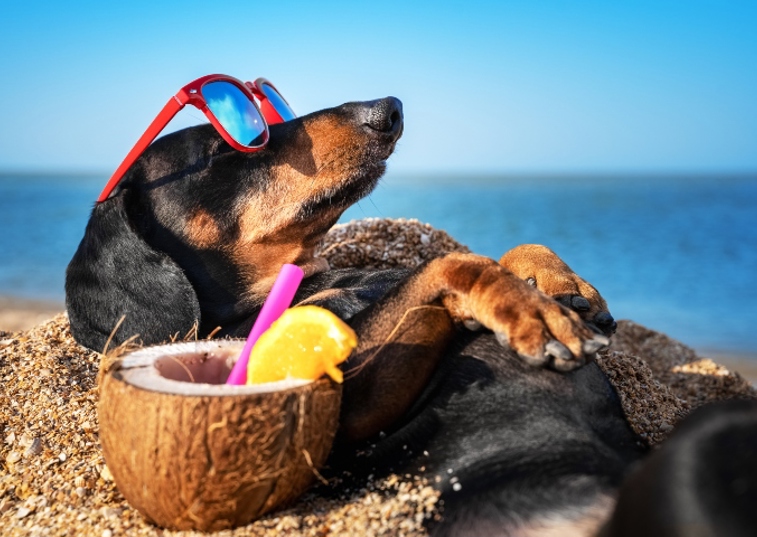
[97,340,342,531]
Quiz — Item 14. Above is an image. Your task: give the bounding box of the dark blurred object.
[602,399,757,537]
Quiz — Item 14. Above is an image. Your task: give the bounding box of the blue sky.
[1,1,755,174]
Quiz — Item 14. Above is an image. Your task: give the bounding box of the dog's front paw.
[500,244,616,336]
[438,254,608,371]
[482,283,609,372]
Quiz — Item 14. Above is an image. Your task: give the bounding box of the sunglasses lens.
[201,81,266,147]
[259,82,296,121]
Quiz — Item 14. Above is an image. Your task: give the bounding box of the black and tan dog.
[66,97,754,535]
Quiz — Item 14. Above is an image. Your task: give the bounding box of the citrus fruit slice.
[246,305,358,385]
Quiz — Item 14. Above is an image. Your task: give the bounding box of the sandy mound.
[1,217,754,536]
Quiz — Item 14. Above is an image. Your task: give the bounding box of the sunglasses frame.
[97,74,292,203]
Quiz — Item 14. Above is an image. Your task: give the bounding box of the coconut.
[97,340,342,531]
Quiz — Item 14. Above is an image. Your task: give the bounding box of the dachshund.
[66,96,754,535]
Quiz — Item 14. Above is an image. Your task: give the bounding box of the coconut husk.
[98,341,341,531]
[1,217,755,536]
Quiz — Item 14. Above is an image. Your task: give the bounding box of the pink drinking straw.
[225,263,305,385]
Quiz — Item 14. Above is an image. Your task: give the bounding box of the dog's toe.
[464,319,483,331]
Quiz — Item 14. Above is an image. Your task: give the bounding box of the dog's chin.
[341,158,389,201]
[296,160,387,221]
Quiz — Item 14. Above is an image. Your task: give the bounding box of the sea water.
[1,172,755,357]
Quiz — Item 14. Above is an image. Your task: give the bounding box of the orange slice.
[246,305,358,384]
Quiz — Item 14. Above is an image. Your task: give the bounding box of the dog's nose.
[361,97,403,139]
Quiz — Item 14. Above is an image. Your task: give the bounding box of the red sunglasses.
[97,74,296,203]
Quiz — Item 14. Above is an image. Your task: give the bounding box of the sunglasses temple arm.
[96,96,185,203]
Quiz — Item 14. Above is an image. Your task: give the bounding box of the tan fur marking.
[185,209,222,248]
[274,115,373,205]
[234,117,363,244]
[296,288,344,306]
[229,112,375,299]
[236,242,310,297]
[300,256,331,278]
[300,116,361,170]
[232,206,340,289]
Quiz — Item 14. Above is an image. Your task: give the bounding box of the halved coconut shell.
[97,340,342,531]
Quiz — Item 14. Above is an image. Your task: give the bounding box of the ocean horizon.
[1,171,756,359]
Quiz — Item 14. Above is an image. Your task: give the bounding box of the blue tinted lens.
[201,81,266,147]
[259,82,296,121]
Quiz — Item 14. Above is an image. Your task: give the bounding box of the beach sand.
[1,218,756,536]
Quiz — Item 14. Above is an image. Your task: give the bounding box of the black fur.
[66,191,201,350]
[601,399,757,537]
[329,331,646,536]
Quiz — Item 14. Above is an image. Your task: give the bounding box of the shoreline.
[1,295,756,384]
[0,295,65,334]
[704,352,757,386]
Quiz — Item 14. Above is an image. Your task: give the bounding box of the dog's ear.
[65,195,201,352]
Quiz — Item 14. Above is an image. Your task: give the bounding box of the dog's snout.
[361,97,403,138]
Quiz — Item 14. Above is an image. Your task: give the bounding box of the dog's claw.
[519,352,549,368]
[463,319,483,331]
[545,340,573,362]
[495,331,509,347]
[583,335,610,355]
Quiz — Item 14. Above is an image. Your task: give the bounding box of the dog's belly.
[346,332,646,534]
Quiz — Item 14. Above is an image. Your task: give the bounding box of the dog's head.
[66,97,403,350]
